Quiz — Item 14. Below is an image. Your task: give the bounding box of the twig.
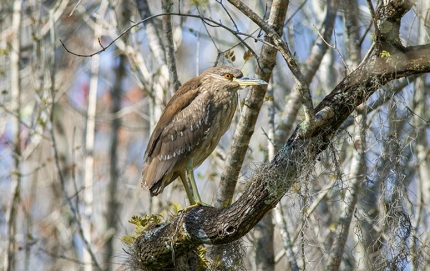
[358,21,373,47]
[38,248,93,265]
[366,0,380,38]
[59,12,265,68]
[69,0,83,16]
[275,0,340,147]
[195,4,221,61]
[216,0,239,32]
[227,0,315,131]
[285,0,309,25]
[313,26,348,70]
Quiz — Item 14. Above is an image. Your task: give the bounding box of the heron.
[141,66,267,205]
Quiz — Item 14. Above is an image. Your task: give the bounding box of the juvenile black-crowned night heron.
[141,66,267,205]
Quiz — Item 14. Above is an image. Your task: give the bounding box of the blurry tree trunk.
[135,0,171,213]
[103,2,129,270]
[343,0,361,69]
[135,0,170,107]
[255,213,275,271]
[412,76,429,270]
[274,205,299,271]
[104,53,125,270]
[411,6,430,268]
[5,0,22,270]
[83,1,108,269]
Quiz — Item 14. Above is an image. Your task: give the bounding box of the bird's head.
[201,66,267,91]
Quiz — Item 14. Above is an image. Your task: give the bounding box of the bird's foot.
[183,201,211,212]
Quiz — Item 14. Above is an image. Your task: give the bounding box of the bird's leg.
[186,158,203,204]
[179,172,196,205]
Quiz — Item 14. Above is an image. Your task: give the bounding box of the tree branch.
[275,0,340,148]
[161,0,181,93]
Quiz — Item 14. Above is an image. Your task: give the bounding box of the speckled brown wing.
[141,79,217,195]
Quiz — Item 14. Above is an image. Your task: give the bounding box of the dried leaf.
[243,50,253,62]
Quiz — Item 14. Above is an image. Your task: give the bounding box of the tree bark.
[161,0,181,94]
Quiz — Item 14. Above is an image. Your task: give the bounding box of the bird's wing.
[158,91,215,161]
[144,80,201,159]
[142,79,217,192]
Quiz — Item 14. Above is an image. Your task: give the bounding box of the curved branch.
[60,13,263,64]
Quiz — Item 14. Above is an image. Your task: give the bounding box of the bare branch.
[215,0,239,32]
[366,0,379,38]
[60,12,263,65]
[227,0,315,131]
[275,0,340,147]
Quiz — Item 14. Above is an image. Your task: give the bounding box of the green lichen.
[380,50,391,58]
[122,214,164,244]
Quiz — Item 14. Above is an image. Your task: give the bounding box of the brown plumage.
[141,66,266,203]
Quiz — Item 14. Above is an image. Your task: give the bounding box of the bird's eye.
[224,73,233,80]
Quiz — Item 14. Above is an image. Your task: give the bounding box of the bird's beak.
[234,77,268,86]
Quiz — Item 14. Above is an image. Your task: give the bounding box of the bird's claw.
[182,201,211,212]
